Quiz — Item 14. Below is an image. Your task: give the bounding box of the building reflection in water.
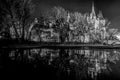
[8,48,120,79]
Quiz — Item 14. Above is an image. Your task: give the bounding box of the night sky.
[32,0,120,29]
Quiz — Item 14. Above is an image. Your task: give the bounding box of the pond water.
[0,48,120,80]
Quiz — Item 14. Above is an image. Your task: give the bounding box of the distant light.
[35,18,38,23]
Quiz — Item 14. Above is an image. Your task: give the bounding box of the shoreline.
[1,43,120,49]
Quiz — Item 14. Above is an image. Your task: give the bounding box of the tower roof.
[92,1,96,16]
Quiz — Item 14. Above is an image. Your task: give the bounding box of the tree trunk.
[12,21,19,39]
[21,20,26,41]
[27,23,34,40]
[21,27,25,41]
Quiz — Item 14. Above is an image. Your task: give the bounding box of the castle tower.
[67,12,70,23]
[90,2,96,19]
[92,2,96,16]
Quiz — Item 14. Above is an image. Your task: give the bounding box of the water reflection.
[8,48,120,79]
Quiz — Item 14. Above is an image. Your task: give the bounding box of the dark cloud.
[33,0,92,17]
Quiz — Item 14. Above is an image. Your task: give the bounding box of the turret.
[90,2,96,19]
[67,12,70,23]
[98,11,103,19]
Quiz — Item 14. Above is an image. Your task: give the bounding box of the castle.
[31,2,110,43]
[67,2,108,43]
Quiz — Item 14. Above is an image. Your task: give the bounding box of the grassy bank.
[1,42,120,49]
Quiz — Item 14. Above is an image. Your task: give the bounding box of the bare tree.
[0,0,35,42]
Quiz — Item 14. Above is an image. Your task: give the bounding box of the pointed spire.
[92,2,95,15]
[91,1,96,19]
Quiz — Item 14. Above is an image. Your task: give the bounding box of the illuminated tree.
[45,7,69,42]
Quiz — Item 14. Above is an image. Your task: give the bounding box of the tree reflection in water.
[8,48,120,79]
